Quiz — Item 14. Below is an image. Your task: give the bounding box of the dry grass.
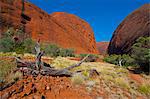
[1,53,150,97]
[138,84,150,95]
[71,73,85,85]
[0,52,24,86]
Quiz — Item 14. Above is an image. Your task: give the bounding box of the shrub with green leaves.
[0,28,35,54]
[0,37,14,52]
[44,44,60,57]
[59,48,75,57]
[0,59,17,84]
[0,28,75,57]
[103,54,135,67]
[131,37,150,73]
[23,38,36,53]
[44,44,75,57]
[103,54,120,65]
[138,84,150,95]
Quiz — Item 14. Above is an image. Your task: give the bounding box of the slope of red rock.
[0,0,98,54]
[96,42,109,55]
[108,4,150,54]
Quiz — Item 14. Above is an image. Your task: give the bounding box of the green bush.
[0,28,75,57]
[131,37,150,73]
[138,84,150,95]
[44,44,60,57]
[103,54,135,67]
[0,37,14,52]
[44,44,75,57]
[0,28,36,54]
[59,48,75,57]
[103,54,120,65]
[0,59,17,84]
[23,38,36,53]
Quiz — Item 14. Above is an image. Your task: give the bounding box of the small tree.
[23,38,35,53]
[0,37,14,52]
[131,37,150,73]
[103,54,135,67]
[44,44,60,57]
[59,48,75,57]
[0,28,35,54]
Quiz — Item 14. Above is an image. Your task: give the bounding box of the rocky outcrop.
[96,42,109,55]
[0,0,98,54]
[108,4,150,55]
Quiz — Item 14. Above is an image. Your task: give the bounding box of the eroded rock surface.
[0,0,98,54]
[108,4,150,54]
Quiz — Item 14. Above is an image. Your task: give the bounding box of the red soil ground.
[0,75,104,99]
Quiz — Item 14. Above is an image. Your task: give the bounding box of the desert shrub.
[23,38,36,53]
[0,28,35,54]
[103,54,119,65]
[115,77,130,89]
[0,59,17,84]
[80,54,99,62]
[4,27,15,37]
[138,84,150,95]
[0,37,14,52]
[103,54,135,67]
[131,37,150,73]
[71,73,85,85]
[121,54,136,67]
[59,48,75,57]
[44,44,75,57]
[1,28,75,56]
[44,44,60,57]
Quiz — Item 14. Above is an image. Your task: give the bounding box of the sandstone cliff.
[96,42,109,55]
[0,0,98,54]
[108,4,150,54]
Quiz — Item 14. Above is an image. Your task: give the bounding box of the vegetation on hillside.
[0,59,22,86]
[104,54,136,67]
[104,37,150,74]
[0,28,35,54]
[131,37,150,73]
[0,28,75,57]
[43,43,75,57]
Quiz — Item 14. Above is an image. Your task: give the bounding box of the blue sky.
[28,0,149,42]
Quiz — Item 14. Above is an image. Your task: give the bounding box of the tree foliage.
[131,37,150,73]
[44,44,75,57]
[0,28,75,57]
[0,28,35,54]
[103,54,136,67]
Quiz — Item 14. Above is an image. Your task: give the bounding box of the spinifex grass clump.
[138,84,150,95]
[0,59,22,86]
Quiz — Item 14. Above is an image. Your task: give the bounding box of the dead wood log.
[0,81,15,91]
[15,39,91,77]
[15,54,89,77]
[64,54,90,70]
[35,39,42,70]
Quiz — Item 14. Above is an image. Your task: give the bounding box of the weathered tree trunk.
[15,40,98,77]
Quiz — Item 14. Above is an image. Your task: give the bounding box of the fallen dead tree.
[15,40,99,77]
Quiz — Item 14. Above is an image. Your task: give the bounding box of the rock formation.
[0,0,98,54]
[96,42,109,55]
[108,4,150,55]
